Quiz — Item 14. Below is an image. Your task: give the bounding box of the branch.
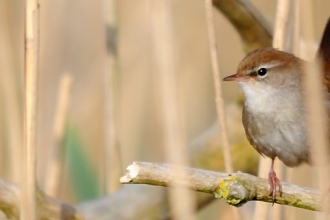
[120,161,321,211]
[78,120,257,219]
[213,0,273,52]
[0,179,86,219]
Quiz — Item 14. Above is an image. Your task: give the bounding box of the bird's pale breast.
[240,81,310,167]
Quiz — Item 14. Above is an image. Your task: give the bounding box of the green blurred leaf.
[65,126,100,202]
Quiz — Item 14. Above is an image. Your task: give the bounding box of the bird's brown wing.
[318,17,330,91]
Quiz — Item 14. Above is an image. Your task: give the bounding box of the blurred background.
[0,0,330,219]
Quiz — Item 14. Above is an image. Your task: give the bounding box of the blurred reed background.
[0,0,330,219]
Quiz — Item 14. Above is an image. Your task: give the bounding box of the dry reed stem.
[43,74,72,197]
[150,1,196,219]
[205,0,233,175]
[285,1,301,219]
[102,0,120,194]
[0,3,22,183]
[302,1,330,219]
[273,2,292,220]
[273,0,292,50]
[293,0,301,56]
[304,60,330,218]
[253,1,292,219]
[22,0,39,219]
[252,157,271,220]
[204,0,239,219]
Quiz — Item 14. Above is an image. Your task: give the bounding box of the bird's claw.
[268,169,282,203]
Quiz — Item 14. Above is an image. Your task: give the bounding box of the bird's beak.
[223,73,249,82]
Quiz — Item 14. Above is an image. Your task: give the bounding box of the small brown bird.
[223,18,330,202]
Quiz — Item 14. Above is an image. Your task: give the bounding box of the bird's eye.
[257,68,267,77]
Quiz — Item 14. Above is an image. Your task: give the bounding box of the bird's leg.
[268,158,282,202]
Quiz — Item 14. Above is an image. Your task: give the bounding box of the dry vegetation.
[0,0,329,219]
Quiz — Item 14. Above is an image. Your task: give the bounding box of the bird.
[223,18,330,202]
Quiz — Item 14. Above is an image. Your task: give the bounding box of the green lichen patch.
[214,175,244,206]
[217,179,230,198]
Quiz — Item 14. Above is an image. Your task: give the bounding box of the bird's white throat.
[238,81,288,114]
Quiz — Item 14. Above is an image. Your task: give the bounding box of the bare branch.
[121,161,321,211]
[213,0,273,52]
[0,179,86,220]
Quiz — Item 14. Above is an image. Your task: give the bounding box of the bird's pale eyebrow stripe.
[246,62,283,75]
[257,62,283,70]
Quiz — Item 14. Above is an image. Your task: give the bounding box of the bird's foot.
[268,169,282,203]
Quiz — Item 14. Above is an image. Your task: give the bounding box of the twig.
[78,122,256,220]
[120,161,321,211]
